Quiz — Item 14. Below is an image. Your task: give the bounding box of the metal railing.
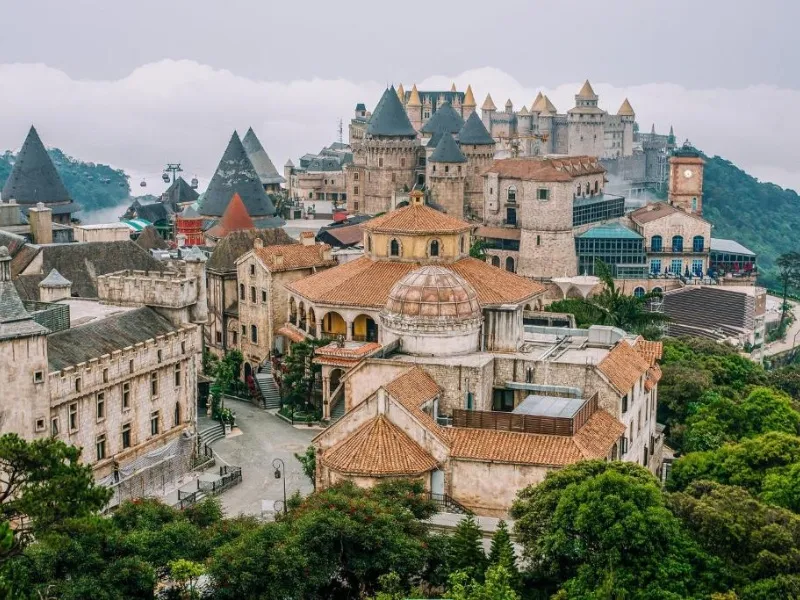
[427,492,471,515]
[177,465,243,510]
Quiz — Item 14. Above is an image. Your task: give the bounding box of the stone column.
[345,320,353,341]
[322,376,331,420]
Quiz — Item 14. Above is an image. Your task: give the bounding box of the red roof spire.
[219,192,255,234]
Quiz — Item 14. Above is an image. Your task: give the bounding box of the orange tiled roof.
[286,256,544,308]
[630,202,707,225]
[254,243,337,272]
[313,356,362,368]
[598,341,650,394]
[322,415,439,476]
[316,342,382,359]
[362,203,472,235]
[276,325,307,343]
[485,156,605,182]
[385,366,449,443]
[206,193,254,238]
[633,338,663,366]
[450,409,623,466]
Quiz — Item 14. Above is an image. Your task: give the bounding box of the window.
[232,331,238,345]
[241,325,246,337]
[390,239,400,257]
[75,377,82,393]
[507,186,517,202]
[692,259,703,276]
[622,394,629,413]
[633,286,645,298]
[261,290,267,303]
[691,197,698,212]
[33,370,44,383]
[594,180,599,193]
[122,423,131,449]
[151,372,159,397]
[215,331,222,344]
[157,349,163,363]
[391,173,396,183]
[491,255,500,267]
[250,286,256,303]
[650,258,662,274]
[492,389,515,412]
[96,393,105,421]
[378,158,383,167]
[102,368,109,383]
[122,382,130,410]
[174,402,181,427]
[430,240,439,257]
[576,184,581,197]
[69,403,78,431]
[181,341,186,354]
[650,235,662,252]
[671,259,683,274]
[129,359,135,374]
[367,235,372,252]
[460,236,465,254]
[671,235,683,252]
[537,188,549,201]
[505,207,517,225]
[354,186,359,196]
[536,235,541,246]
[35,418,45,432]
[638,408,643,432]
[249,264,255,276]
[239,284,245,300]
[174,363,181,387]
[96,435,106,461]
[629,421,634,443]
[505,257,515,272]
[150,411,160,436]
[401,158,405,167]
[353,172,359,181]
[444,166,449,174]
[251,325,258,344]
[51,417,59,436]
[692,235,704,252]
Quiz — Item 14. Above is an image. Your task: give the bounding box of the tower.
[427,133,467,219]
[668,142,705,215]
[567,80,606,157]
[406,84,423,131]
[458,113,496,220]
[462,85,477,120]
[481,94,497,134]
[617,98,635,157]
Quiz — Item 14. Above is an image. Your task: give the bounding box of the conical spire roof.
[450,82,457,92]
[366,86,417,137]
[420,101,465,135]
[1,126,72,206]
[429,132,467,163]
[531,92,545,112]
[518,106,529,116]
[543,95,558,114]
[669,125,674,135]
[242,127,285,185]
[463,85,476,107]
[219,193,255,232]
[39,268,71,288]
[481,93,497,111]
[407,84,422,107]
[617,98,635,116]
[458,112,495,145]
[163,177,199,208]
[396,83,405,102]
[577,79,597,98]
[651,123,656,135]
[199,131,278,218]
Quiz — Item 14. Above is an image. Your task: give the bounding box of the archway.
[330,368,344,392]
[505,256,515,273]
[308,307,317,336]
[491,255,500,267]
[298,303,307,330]
[353,314,378,342]
[633,287,646,298]
[244,362,253,382]
[321,312,347,338]
[289,297,297,323]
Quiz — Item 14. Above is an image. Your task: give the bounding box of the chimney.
[0,247,10,282]
[323,248,333,261]
[300,231,315,246]
[28,202,53,245]
[38,268,72,302]
[0,200,21,227]
[254,237,264,249]
[273,254,284,268]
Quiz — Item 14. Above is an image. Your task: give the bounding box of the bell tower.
[668,142,705,215]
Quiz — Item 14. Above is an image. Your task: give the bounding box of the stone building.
[0,245,205,482]
[1,126,78,223]
[0,200,74,244]
[667,143,705,215]
[284,142,352,205]
[234,234,337,374]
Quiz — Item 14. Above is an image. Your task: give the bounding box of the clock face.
[683,169,693,179]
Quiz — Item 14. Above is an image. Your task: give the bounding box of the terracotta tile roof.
[313,356,362,368]
[206,193,255,238]
[254,243,337,272]
[485,156,605,182]
[362,203,472,235]
[276,325,307,343]
[319,223,364,247]
[475,226,521,241]
[316,341,382,358]
[630,202,707,225]
[450,409,622,466]
[385,366,449,443]
[633,338,663,366]
[286,256,544,309]
[322,415,438,476]
[597,341,650,394]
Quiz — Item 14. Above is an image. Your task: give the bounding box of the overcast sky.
[1,0,799,202]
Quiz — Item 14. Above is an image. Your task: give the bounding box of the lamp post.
[272,458,287,514]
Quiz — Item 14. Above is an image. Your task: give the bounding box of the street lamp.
[272,458,287,514]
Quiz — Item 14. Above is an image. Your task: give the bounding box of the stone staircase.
[199,422,226,446]
[256,362,282,410]
[330,397,345,422]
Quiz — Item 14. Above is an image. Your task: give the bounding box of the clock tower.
[668,142,705,215]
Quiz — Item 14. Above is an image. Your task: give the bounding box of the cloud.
[1,60,799,200]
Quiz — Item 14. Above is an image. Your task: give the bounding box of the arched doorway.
[321,312,347,338]
[505,257,515,272]
[330,368,344,392]
[353,314,378,342]
[491,255,500,267]
[244,362,253,382]
[298,303,307,330]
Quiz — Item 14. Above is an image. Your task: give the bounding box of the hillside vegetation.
[0,148,130,214]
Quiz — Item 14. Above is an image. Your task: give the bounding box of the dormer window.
[430,240,440,257]
[390,239,400,257]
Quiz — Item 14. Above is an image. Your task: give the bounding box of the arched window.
[672,235,684,252]
[507,186,517,202]
[505,257,515,272]
[576,184,581,197]
[692,235,704,252]
[430,240,440,257]
[491,255,500,267]
[174,402,181,427]
[633,286,646,298]
[460,235,465,254]
[652,287,663,295]
[390,239,400,257]
[239,283,245,300]
[585,182,590,195]
[594,180,599,193]
[692,197,698,212]
[367,235,372,252]
[651,235,662,252]
[251,325,258,344]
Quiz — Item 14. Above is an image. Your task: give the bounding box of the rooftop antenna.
[338,118,343,144]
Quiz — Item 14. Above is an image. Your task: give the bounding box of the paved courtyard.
[198,401,317,517]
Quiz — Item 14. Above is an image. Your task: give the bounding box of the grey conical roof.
[421,101,464,135]
[458,112,495,145]
[39,268,71,288]
[180,204,201,218]
[1,126,72,205]
[242,128,285,185]
[366,87,417,138]
[163,177,199,208]
[429,133,467,163]
[198,132,277,218]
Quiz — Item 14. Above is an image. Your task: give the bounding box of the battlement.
[97,269,199,309]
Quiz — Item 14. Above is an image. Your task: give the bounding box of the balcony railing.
[646,246,708,254]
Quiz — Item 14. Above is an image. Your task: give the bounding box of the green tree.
[776,251,800,327]
[447,565,520,600]
[469,239,487,260]
[169,559,204,599]
[449,514,487,582]
[282,339,329,411]
[294,446,316,489]
[488,520,517,588]
[0,434,111,554]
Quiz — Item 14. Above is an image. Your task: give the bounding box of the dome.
[385,266,480,321]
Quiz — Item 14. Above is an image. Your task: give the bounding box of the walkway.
[198,400,317,516]
[762,299,799,357]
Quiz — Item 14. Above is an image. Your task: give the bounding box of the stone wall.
[449,459,548,516]
[0,334,50,440]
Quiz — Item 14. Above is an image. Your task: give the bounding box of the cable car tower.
[162,163,183,184]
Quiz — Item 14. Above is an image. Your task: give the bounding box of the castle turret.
[505,98,513,114]
[396,83,405,104]
[617,98,635,157]
[462,84,477,120]
[458,112,496,220]
[537,96,557,154]
[567,80,606,157]
[38,268,72,302]
[428,133,467,219]
[406,84,423,131]
[481,93,497,132]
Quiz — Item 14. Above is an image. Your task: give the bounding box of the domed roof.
[385,266,481,320]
